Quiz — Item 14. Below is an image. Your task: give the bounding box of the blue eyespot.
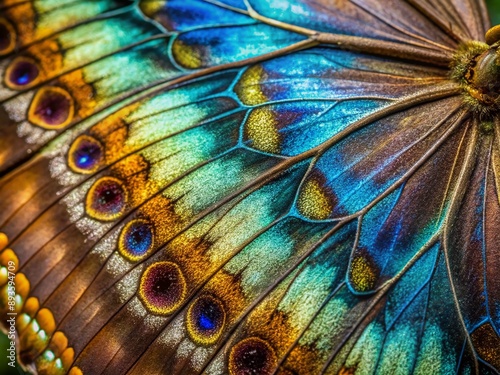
[199,312,216,331]
[7,58,39,87]
[186,295,225,345]
[118,219,154,262]
[68,135,103,174]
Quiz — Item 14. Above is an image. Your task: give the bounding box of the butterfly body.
[0,0,499,374]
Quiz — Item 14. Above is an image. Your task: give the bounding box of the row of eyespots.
[67,134,161,262]
[69,143,272,369]
[67,133,277,374]
[69,137,270,369]
[72,143,159,262]
[68,135,162,263]
[68,135,121,223]
[2,32,75,129]
[137,261,277,373]
[4,57,75,129]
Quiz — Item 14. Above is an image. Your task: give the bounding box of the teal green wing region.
[0,1,499,375]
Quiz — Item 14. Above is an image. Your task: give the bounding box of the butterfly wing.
[0,0,498,374]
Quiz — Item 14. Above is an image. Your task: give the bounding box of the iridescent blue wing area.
[0,0,498,374]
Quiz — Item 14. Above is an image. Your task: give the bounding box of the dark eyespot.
[68,135,103,174]
[29,87,74,129]
[118,219,154,262]
[86,177,127,221]
[229,337,277,375]
[139,261,186,315]
[187,295,225,345]
[6,58,39,88]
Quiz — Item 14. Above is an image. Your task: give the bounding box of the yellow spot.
[350,255,377,292]
[36,308,56,335]
[297,179,333,220]
[17,313,31,333]
[236,65,268,105]
[61,347,75,370]
[245,108,280,154]
[0,248,18,268]
[172,39,203,69]
[15,272,30,300]
[138,0,164,18]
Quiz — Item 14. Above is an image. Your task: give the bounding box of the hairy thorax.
[452,25,500,119]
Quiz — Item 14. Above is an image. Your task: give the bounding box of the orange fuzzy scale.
[0,234,76,375]
[285,341,322,374]
[26,71,96,130]
[4,37,64,90]
[87,103,142,160]
[1,2,35,48]
[66,103,142,176]
[58,70,96,116]
[241,304,296,358]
